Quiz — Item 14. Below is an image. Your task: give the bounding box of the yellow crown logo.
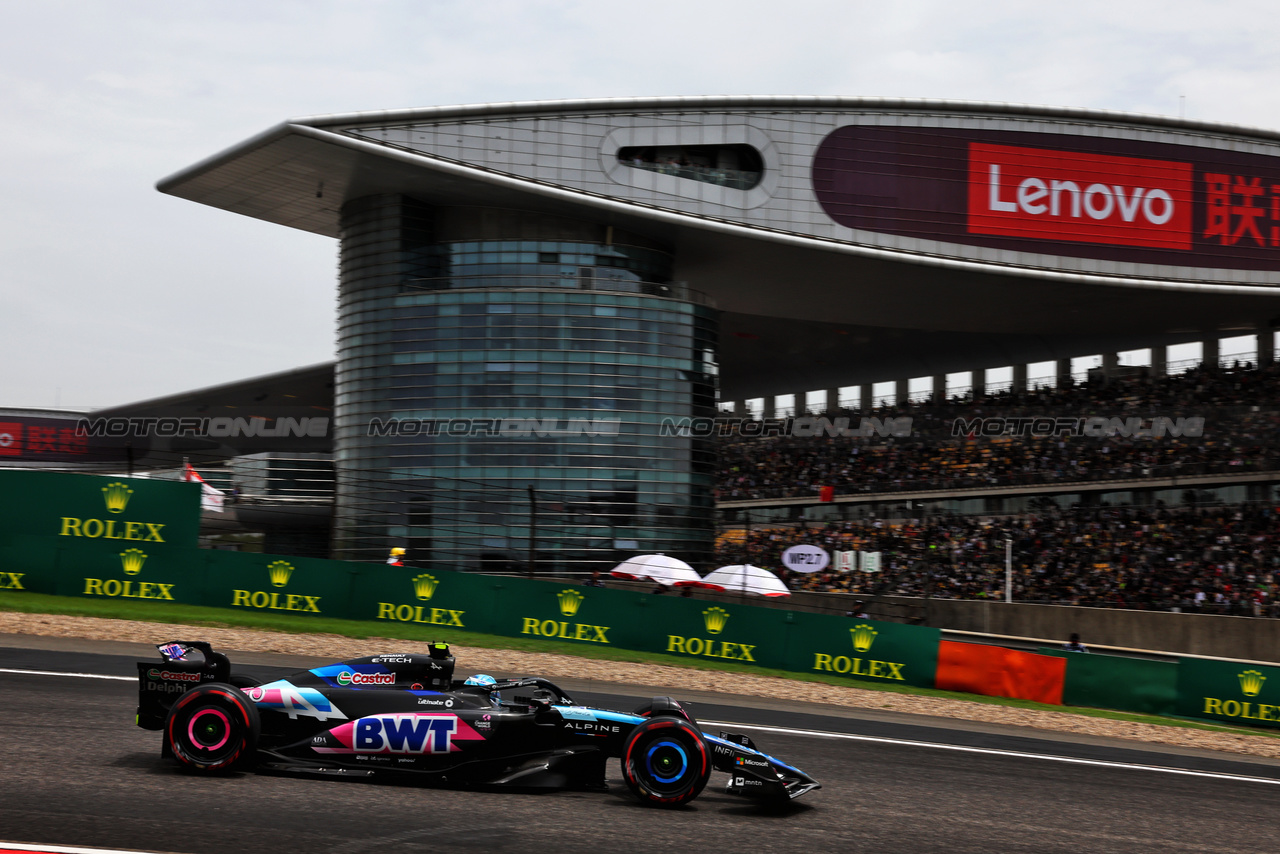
[412,573,438,601]
[267,560,295,588]
[851,623,879,653]
[119,548,147,576]
[557,589,585,616]
[102,482,133,514]
[1240,669,1267,697]
[703,607,730,635]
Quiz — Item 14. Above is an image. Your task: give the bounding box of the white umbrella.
[701,564,791,598]
[610,554,705,587]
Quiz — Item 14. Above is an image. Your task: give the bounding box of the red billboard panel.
[0,422,21,456]
[812,125,1280,272]
[966,143,1193,250]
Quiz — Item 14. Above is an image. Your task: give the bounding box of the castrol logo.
[336,670,396,686]
[148,668,202,683]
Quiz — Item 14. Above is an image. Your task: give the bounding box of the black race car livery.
[136,640,820,807]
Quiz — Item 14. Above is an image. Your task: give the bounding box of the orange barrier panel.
[935,641,1066,705]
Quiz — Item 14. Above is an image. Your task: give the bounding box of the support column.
[971,369,986,399]
[858,383,872,412]
[796,390,812,416]
[1101,352,1119,379]
[1258,328,1275,367]
[932,374,947,403]
[825,387,840,413]
[1011,363,1027,393]
[1056,358,1072,387]
[1203,336,1220,370]
[732,400,745,416]
[1150,345,1167,377]
[761,395,776,419]
[894,379,909,406]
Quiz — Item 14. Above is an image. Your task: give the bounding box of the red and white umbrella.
[701,564,791,598]
[610,554,705,587]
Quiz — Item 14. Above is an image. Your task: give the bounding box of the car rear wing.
[135,640,232,730]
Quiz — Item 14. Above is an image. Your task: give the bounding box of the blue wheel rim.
[646,739,689,784]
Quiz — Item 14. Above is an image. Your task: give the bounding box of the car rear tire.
[621,717,710,807]
[165,682,260,773]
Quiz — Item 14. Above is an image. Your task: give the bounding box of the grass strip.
[2,591,1277,741]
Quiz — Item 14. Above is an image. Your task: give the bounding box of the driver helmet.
[464,673,501,707]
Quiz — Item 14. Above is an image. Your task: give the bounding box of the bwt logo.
[354,714,457,753]
[661,417,912,438]
[75,417,329,439]
[368,417,621,438]
[950,416,1205,438]
[968,142,1193,250]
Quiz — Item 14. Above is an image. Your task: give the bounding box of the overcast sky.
[3,0,1278,410]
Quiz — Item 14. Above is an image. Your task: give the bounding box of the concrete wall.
[913,597,1280,663]
[605,580,1280,663]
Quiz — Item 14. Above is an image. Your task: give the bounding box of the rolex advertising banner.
[202,550,358,619]
[787,612,941,689]
[54,536,195,603]
[491,579,651,652]
[1175,657,1280,728]
[642,596,792,670]
[0,470,201,600]
[352,566,501,635]
[0,470,201,547]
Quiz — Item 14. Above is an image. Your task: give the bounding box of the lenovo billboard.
[812,126,1280,271]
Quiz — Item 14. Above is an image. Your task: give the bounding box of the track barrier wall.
[936,641,1065,705]
[1038,648,1179,716]
[3,470,1279,728]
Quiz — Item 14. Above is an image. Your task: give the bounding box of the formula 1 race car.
[136,641,820,807]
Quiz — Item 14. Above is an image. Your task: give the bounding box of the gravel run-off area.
[5,610,1280,762]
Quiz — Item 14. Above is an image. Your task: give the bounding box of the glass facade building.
[333,195,718,572]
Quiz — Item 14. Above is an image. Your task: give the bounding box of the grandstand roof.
[159,97,1280,396]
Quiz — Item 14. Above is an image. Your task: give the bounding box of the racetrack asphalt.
[5,639,1280,853]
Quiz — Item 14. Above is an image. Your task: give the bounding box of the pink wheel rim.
[188,707,231,751]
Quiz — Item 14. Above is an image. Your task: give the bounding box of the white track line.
[700,719,1280,786]
[7,666,1278,788]
[0,844,156,854]
[0,668,131,681]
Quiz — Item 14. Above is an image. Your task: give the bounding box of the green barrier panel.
[1038,648,1177,716]
[0,533,62,595]
[489,578,674,655]
[353,565,503,634]
[1176,657,1280,728]
[201,550,360,619]
[0,470,201,547]
[55,538,204,604]
[632,594,792,668]
[795,614,940,689]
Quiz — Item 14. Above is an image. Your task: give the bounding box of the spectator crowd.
[715,361,1280,499]
[714,504,1280,616]
[710,361,1280,616]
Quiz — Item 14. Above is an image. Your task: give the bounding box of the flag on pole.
[183,461,225,512]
